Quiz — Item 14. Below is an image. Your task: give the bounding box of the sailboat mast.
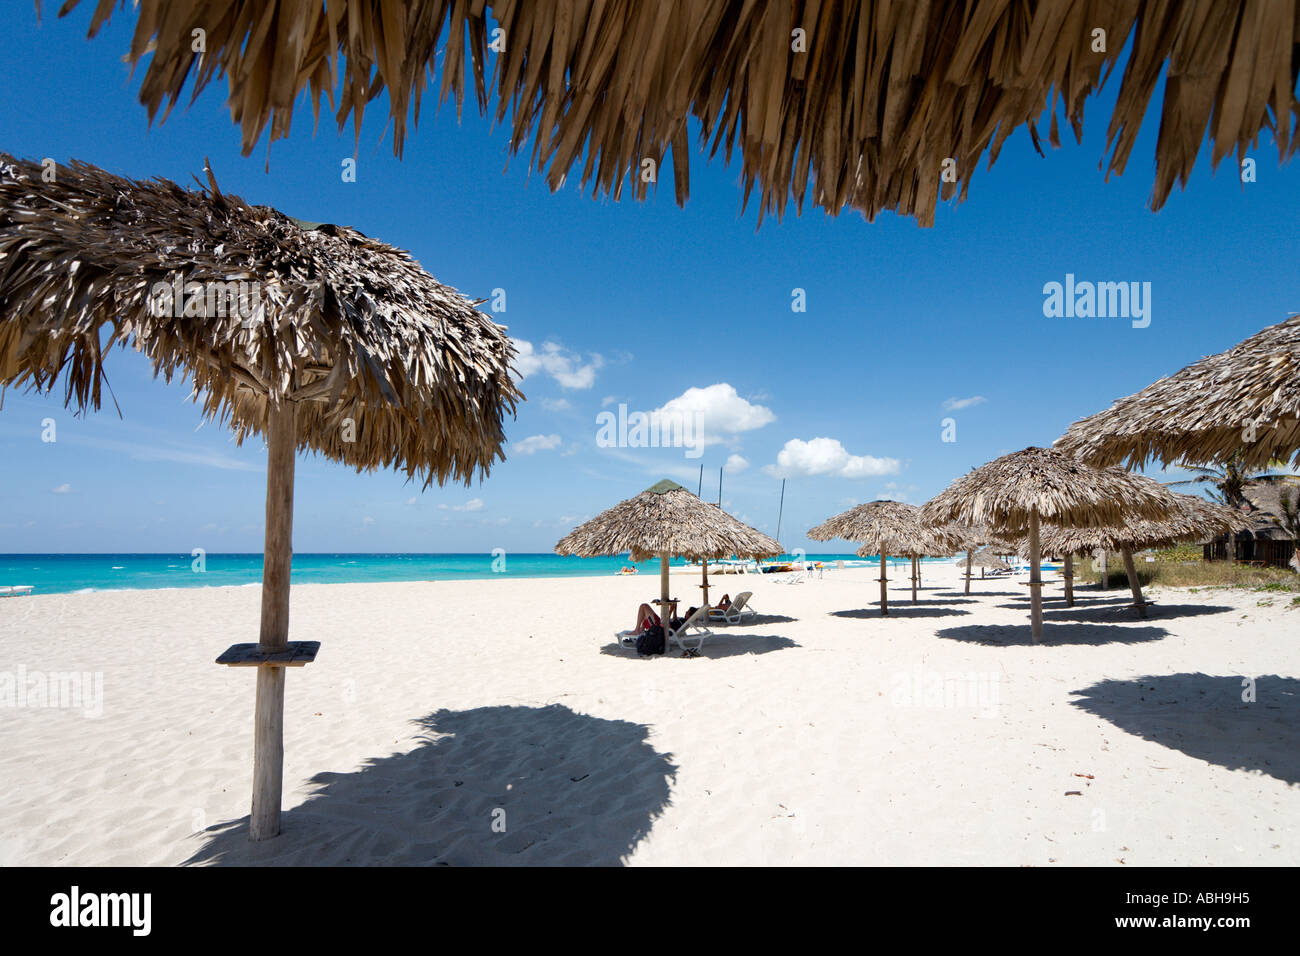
[775,479,786,545]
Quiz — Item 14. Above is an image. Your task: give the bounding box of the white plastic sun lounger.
[615,605,713,652]
[708,591,755,625]
[667,605,713,652]
[0,585,34,597]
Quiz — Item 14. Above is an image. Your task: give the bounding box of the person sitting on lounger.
[632,603,660,634]
[714,593,731,609]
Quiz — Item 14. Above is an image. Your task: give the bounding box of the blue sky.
[1,8,1297,554]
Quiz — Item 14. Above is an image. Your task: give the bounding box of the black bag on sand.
[636,625,665,656]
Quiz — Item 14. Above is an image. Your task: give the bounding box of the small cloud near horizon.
[439,498,485,512]
[52,483,71,494]
[513,434,563,455]
[942,395,987,411]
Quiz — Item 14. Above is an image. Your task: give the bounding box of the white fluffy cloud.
[439,498,485,512]
[512,339,604,389]
[541,398,572,412]
[513,433,563,455]
[725,454,750,473]
[942,395,987,411]
[762,438,900,479]
[52,483,71,494]
[650,383,775,446]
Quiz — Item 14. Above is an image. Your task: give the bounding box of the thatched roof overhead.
[958,525,1020,553]
[1055,315,1300,470]
[919,447,1179,531]
[808,500,964,556]
[0,155,520,486]
[1007,489,1251,554]
[53,1,1300,227]
[554,479,781,562]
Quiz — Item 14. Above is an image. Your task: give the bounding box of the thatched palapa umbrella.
[1014,490,1249,614]
[808,501,963,614]
[954,527,1019,594]
[0,155,520,840]
[55,1,1300,228]
[954,548,1014,576]
[1056,315,1300,470]
[555,480,780,651]
[919,448,1177,641]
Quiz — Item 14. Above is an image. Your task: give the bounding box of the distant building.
[1202,479,1299,570]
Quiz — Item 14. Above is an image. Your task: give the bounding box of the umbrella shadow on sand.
[182,704,676,866]
[727,613,797,626]
[831,606,971,619]
[1039,603,1234,623]
[996,597,1136,612]
[936,622,1168,646]
[1070,674,1300,785]
[890,597,978,606]
[935,590,1020,598]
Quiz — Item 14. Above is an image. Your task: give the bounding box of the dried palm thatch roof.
[1056,315,1300,470]
[808,500,964,555]
[954,547,1014,570]
[555,479,781,563]
[957,525,1020,553]
[1233,477,1300,541]
[0,154,520,486]
[919,447,1179,531]
[52,1,1300,227]
[1006,489,1250,554]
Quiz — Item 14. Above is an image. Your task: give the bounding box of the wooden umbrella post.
[910,556,918,602]
[700,557,710,611]
[215,400,318,842]
[1028,509,1044,642]
[659,552,671,655]
[1121,547,1148,618]
[879,552,889,616]
[1063,553,1074,607]
[964,548,973,594]
[252,401,295,839]
[1099,550,1109,589]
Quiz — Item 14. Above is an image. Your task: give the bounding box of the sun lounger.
[614,605,713,652]
[0,585,34,597]
[708,591,755,624]
[667,605,713,652]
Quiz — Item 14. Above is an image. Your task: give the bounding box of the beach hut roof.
[52,1,1300,227]
[918,447,1179,531]
[1055,315,1300,470]
[808,500,963,556]
[554,480,781,562]
[0,155,520,487]
[1006,490,1251,554]
[1228,478,1300,541]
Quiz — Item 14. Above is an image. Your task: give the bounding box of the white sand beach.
[1,563,1296,866]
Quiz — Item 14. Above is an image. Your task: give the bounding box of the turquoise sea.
[0,552,943,596]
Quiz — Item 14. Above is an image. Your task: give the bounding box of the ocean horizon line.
[0,551,930,597]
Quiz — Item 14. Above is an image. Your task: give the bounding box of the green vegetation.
[1072,552,1300,592]
[1152,542,1203,563]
